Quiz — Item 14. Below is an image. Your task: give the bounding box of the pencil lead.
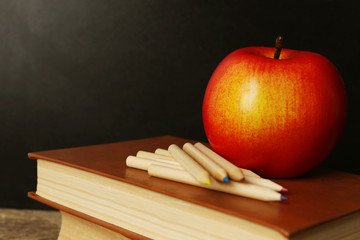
[280,195,288,201]
[281,187,288,192]
[223,176,230,182]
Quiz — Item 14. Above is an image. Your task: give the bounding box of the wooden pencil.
[183,143,229,182]
[154,148,172,157]
[240,168,261,178]
[127,155,288,192]
[136,150,176,161]
[156,147,260,179]
[193,143,287,191]
[126,156,182,171]
[245,176,288,192]
[168,144,211,185]
[148,164,287,201]
[194,142,247,180]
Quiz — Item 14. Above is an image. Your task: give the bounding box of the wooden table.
[0,208,61,240]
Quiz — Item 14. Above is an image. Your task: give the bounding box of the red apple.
[202,39,347,178]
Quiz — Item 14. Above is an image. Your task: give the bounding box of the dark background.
[1,0,359,209]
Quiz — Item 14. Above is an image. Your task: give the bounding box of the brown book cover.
[28,135,360,238]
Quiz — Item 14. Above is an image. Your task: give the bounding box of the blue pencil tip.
[281,195,288,201]
[223,177,229,182]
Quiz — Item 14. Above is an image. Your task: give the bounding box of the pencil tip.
[281,187,288,192]
[223,177,229,182]
[281,195,288,201]
[205,179,211,185]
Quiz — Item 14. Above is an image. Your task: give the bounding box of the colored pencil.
[244,176,288,192]
[126,156,182,171]
[168,144,211,185]
[183,143,229,182]
[127,155,287,192]
[193,143,288,191]
[155,148,172,157]
[194,142,248,180]
[155,147,260,178]
[148,164,287,201]
[136,150,176,161]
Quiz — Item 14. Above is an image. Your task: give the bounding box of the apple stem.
[274,36,283,59]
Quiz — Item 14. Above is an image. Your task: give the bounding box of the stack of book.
[28,135,360,240]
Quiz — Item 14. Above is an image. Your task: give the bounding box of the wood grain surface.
[0,208,61,240]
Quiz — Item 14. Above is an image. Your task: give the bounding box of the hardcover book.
[28,135,360,240]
